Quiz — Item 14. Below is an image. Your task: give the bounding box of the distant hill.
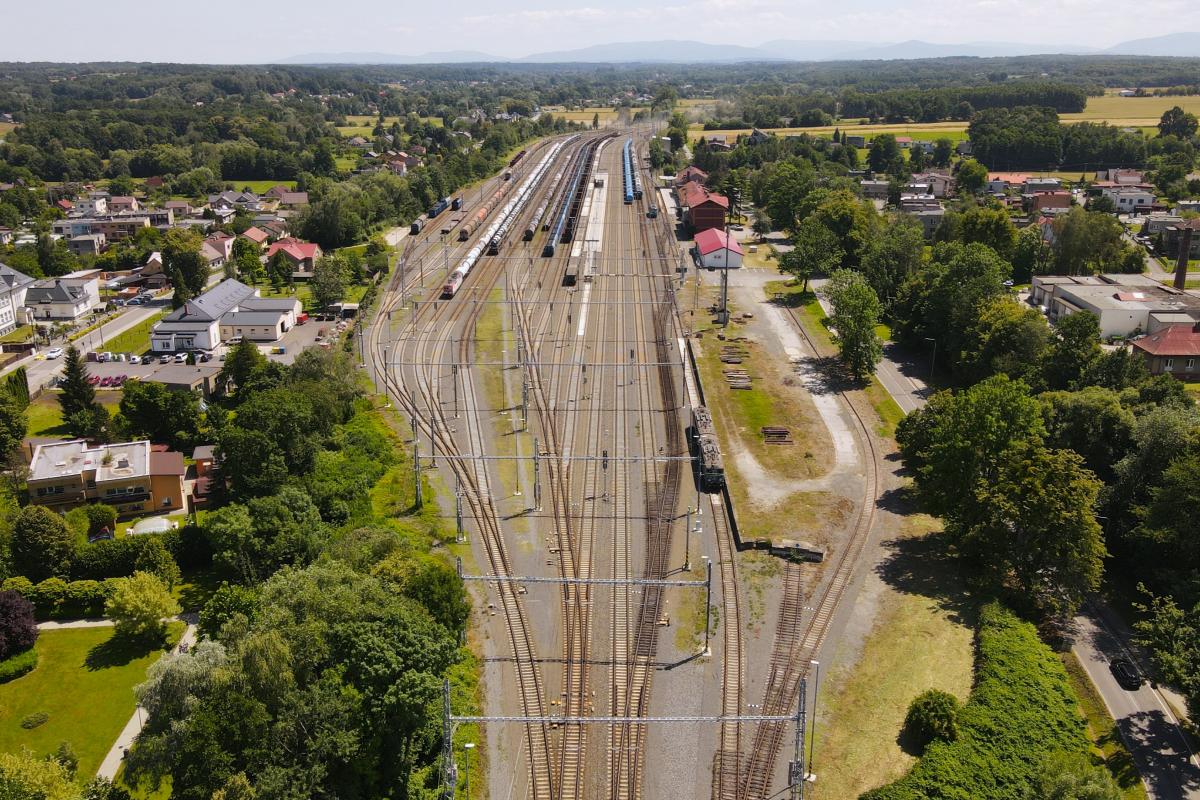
[1104,32,1200,57]
[278,50,503,64]
[279,34,1200,65]
[518,40,774,63]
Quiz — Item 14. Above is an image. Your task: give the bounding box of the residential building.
[278,191,308,208]
[1096,168,1148,184]
[1163,219,1200,259]
[844,134,866,148]
[149,364,222,397]
[1176,199,1200,214]
[68,233,106,256]
[164,200,192,217]
[1023,191,1073,213]
[24,276,99,321]
[151,279,299,351]
[1025,177,1062,193]
[199,241,226,270]
[0,228,12,246]
[679,182,728,234]
[0,262,34,336]
[1030,274,1200,338]
[1131,323,1200,380]
[205,232,234,261]
[1099,185,1155,212]
[748,128,773,145]
[74,195,108,216]
[107,196,140,213]
[27,439,186,517]
[208,190,260,211]
[265,237,323,279]
[987,173,1032,193]
[859,179,890,200]
[910,172,954,198]
[673,165,708,189]
[693,228,743,269]
[1142,214,1184,236]
[241,226,270,249]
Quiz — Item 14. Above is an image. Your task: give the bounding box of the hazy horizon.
[6,0,1200,63]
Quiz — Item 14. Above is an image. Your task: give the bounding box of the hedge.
[1,576,121,620]
[861,603,1090,800]
[0,648,38,683]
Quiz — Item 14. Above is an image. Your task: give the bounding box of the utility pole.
[533,437,542,511]
[455,474,464,543]
[452,363,459,418]
[789,676,809,800]
[413,415,423,509]
[440,679,456,800]
[702,557,713,655]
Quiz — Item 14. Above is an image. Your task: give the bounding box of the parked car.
[127,298,143,306]
[198,352,212,362]
[296,313,309,325]
[115,374,127,386]
[129,355,141,365]
[1110,658,1144,690]
[45,347,63,359]
[159,354,171,364]
[174,352,188,363]
[87,374,101,385]
[99,376,113,387]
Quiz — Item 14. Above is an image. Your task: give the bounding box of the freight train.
[441,137,575,298]
[622,138,635,205]
[428,198,449,218]
[690,405,725,492]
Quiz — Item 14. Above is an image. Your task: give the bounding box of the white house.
[1100,186,1155,212]
[151,279,300,352]
[0,262,34,335]
[694,228,743,270]
[24,278,97,321]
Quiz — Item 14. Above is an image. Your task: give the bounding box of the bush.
[861,603,1089,800]
[11,505,76,582]
[902,689,961,754]
[0,647,38,683]
[0,589,38,660]
[2,576,117,619]
[25,577,68,618]
[20,711,48,729]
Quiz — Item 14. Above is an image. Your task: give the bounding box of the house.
[264,185,292,200]
[151,279,300,352]
[859,179,890,200]
[0,228,12,246]
[704,135,732,152]
[679,182,728,234]
[27,439,186,517]
[895,136,913,149]
[1025,177,1063,193]
[1163,219,1200,259]
[1024,191,1073,213]
[907,207,946,237]
[260,220,289,240]
[1100,186,1155,212]
[278,191,308,208]
[164,200,192,217]
[1096,168,1147,184]
[0,262,34,336]
[55,199,74,213]
[148,363,222,398]
[25,277,98,321]
[673,165,708,189]
[199,241,226,270]
[1131,323,1200,380]
[68,233,106,256]
[844,134,866,148]
[987,173,1032,193]
[265,237,323,279]
[191,444,217,506]
[748,128,773,145]
[74,195,107,216]
[207,191,260,211]
[955,140,974,156]
[1143,214,1184,235]
[107,196,140,213]
[910,172,954,198]
[347,136,371,148]
[1176,199,1200,214]
[241,226,270,249]
[204,232,234,261]
[1030,274,1200,338]
[144,176,165,189]
[151,279,258,352]
[694,228,743,269]
[144,251,164,275]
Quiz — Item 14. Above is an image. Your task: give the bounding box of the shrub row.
[1,576,121,620]
[0,648,38,683]
[861,603,1090,800]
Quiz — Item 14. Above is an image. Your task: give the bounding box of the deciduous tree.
[0,590,37,660]
[11,506,76,582]
[106,571,180,640]
[779,217,841,293]
[825,269,883,380]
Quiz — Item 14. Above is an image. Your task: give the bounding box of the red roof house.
[240,226,270,249]
[694,228,743,269]
[266,237,323,278]
[680,182,729,234]
[1132,323,1200,380]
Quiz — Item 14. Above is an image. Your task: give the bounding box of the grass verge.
[104,312,165,355]
[26,394,120,439]
[812,519,975,799]
[1060,652,1150,799]
[0,623,184,778]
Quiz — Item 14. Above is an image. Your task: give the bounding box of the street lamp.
[462,742,475,797]
[923,337,938,380]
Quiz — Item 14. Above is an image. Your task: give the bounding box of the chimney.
[1174,223,1195,290]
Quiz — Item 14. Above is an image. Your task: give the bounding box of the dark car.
[1110,658,1144,690]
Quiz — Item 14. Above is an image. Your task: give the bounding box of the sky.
[5,0,1200,62]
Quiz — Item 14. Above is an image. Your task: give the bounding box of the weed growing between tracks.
[673,561,719,652]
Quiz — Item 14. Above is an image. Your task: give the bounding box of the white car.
[174,352,188,363]
[45,347,64,359]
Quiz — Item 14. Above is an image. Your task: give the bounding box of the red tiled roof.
[682,182,729,210]
[266,237,320,262]
[695,228,743,256]
[988,172,1033,184]
[241,227,269,244]
[1133,324,1200,357]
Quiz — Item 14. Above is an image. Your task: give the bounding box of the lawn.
[104,312,165,356]
[812,518,975,799]
[0,624,184,778]
[26,394,121,439]
[0,122,15,140]
[226,179,295,194]
[0,325,34,344]
[249,281,368,312]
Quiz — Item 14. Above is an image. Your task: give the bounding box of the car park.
[45,347,63,359]
[1110,658,1144,690]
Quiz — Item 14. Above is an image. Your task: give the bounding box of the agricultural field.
[0,624,184,779]
[542,106,648,125]
[1062,93,1200,125]
[689,121,970,144]
[337,114,441,137]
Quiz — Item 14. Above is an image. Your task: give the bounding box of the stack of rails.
[622,138,635,205]
[441,137,572,297]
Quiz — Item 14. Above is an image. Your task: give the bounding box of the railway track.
[737,299,883,800]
